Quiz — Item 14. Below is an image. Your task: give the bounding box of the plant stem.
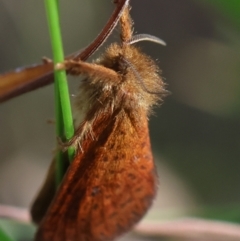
[44,0,75,186]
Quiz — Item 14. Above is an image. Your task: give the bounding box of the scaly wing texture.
[35,109,157,241]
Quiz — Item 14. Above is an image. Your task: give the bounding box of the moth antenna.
[128,34,166,46]
[121,57,160,95]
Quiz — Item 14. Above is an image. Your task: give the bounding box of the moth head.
[96,34,167,112]
[100,33,166,72]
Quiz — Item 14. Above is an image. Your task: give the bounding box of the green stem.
[44,0,75,186]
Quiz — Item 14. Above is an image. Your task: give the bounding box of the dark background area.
[0,0,239,228]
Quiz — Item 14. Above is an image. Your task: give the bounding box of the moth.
[0,0,131,228]
[32,1,166,241]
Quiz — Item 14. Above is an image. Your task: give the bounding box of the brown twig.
[0,204,30,223]
[0,0,129,103]
[135,218,240,241]
[1,204,239,241]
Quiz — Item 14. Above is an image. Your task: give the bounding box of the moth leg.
[55,60,120,152]
[56,60,119,83]
[57,120,92,152]
[57,137,68,152]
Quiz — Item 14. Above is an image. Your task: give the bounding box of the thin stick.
[44,0,75,185]
[0,204,30,223]
[135,218,240,241]
[1,204,240,241]
[0,0,129,103]
[72,0,130,61]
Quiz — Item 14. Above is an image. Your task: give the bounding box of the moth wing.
[35,110,156,241]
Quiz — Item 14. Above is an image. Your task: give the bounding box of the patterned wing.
[35,109,157,241]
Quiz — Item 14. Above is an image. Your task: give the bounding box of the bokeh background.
[0,0,240,240]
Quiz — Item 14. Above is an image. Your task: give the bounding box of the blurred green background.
[0,0,240,240]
